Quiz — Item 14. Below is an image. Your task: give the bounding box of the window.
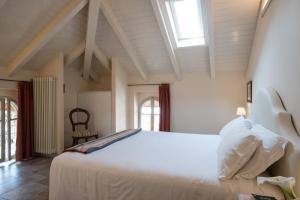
[139,97,160,131]
[0,97,18,162]
[165,0,205,48]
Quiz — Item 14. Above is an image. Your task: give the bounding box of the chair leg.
[95,135,98,139]
[85,138,88,142]
[73,138,79,146]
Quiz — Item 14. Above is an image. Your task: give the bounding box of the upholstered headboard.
[250,88,300,196]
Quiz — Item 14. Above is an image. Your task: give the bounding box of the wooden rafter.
[5,0,88,76]
[89,68,99,81]
[94,46,110,71]
[151,0,182,80]
[203,0,216,79]
[65,41,110,78]
[99,0,147,80]
[83,0,100,80]
[64,40,85,67]
[79,65,99,81]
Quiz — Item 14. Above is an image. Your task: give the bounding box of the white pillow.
[217,129,260,180]
[236,124,288,179]
[219,117,253,137]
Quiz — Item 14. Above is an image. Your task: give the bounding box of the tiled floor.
[0,158,52,200]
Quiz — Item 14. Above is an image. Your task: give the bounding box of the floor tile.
[0,158,52,200]
[1,182,48,200]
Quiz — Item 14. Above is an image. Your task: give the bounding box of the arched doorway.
[0,97,18,162]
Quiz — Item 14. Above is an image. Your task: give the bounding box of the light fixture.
[260,0,272,17]
[236,107,246,118]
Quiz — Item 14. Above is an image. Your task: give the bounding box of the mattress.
[49,131,284,200]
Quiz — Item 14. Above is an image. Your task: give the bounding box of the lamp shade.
[236,107,246,116]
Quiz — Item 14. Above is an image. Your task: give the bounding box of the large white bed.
[50,132,283,200]
[50,88,300,200]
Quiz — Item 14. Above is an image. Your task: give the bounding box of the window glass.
[139,97,160,131]
[140,114,151,131]
[0,98,18,162]
[154,114,160,132]
[166,0,205,47]
[173,0,203,39]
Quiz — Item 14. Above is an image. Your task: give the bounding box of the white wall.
[247,0,300,132]
[64,67,91,147]
[129,71,246,134]
[63,64,112,147]
[36,53,64,153]
[112,58,128,132]
[78,91,112,136]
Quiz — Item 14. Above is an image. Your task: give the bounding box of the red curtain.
[16,82,34,161]
[159,84,170,132]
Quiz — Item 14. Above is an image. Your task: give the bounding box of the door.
[0,97,18,163]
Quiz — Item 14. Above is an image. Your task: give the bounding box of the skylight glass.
[166,0,206,48]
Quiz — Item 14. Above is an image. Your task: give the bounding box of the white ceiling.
[0,0,69,67]
[109,0,173,74]
[26,6,87,69]
[0,0,261,78]
[214,0,260,71]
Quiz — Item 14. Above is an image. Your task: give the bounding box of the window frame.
[138,97,160,131]
[0,96,18,162]
[165,0,206,48]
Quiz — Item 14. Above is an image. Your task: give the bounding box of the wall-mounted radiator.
[33,77,56,155]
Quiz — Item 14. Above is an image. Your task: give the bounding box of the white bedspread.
[50,131,284,200]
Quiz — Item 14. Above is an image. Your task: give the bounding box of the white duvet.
[50,131,284,200]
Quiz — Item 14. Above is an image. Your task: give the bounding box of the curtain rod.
[0,78,31,83]
[128,83,168,86]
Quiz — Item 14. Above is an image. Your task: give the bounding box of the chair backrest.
[69,108,90,132]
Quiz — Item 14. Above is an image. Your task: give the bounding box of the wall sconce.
[260,0,272,17]
[236,107,246,118]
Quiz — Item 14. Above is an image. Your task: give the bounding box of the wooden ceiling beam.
[203,0,216,79]
[83,0,100,80]
[80,65,99,81]
[5,0,88,76]
[94,45,110,71]
[99,0,148,80]
[65,40,110,81]
[89,68,100,81]
[151,0,182,80]
[64,40,85,67]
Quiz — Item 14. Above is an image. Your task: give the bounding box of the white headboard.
[251,88,300,196]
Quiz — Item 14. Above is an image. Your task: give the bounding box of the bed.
[49,88,300,200]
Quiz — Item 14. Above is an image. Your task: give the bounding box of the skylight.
[165,0,206,48]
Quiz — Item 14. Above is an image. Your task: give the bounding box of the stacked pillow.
[217,117,259,180]
[235,124,288,179]
[217,117,288,180]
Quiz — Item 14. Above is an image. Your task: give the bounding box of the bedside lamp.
[236,107,246,118]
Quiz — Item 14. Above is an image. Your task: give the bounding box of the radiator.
[33,77,56,155]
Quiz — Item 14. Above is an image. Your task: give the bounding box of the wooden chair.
[69,108,98,146]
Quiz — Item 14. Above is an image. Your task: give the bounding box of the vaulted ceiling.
[0,0,260,80]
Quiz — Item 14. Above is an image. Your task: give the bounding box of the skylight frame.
[165,0,207,48]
